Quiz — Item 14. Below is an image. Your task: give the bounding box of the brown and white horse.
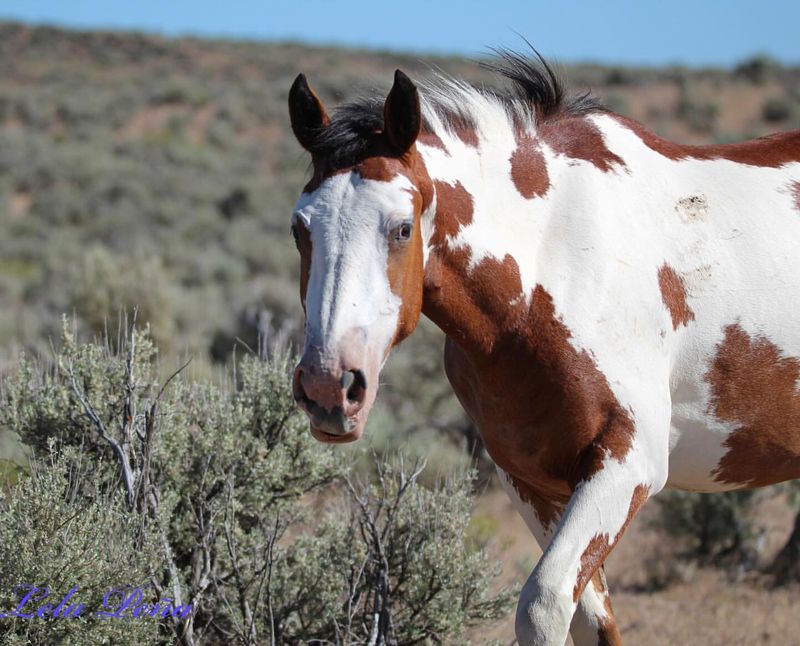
[287,51,800,645]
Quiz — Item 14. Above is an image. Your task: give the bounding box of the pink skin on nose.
[296,360,346,413]
[293,328,380,443]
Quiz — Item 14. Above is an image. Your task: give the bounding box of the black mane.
[306,48,606,171]
[482,48,606,119]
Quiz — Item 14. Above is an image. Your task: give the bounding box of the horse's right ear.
[289,74,329,152]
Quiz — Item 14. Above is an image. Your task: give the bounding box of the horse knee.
[515,575,575,646]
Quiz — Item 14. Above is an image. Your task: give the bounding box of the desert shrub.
[675,80,718,133]
[604,67,634,86]
[734,54,781,85]
[762,95,795,122]
[0,323,511,644]
[148,77,208,107]
[650,490,759,569]
[13,94,52,129]
[0,448,163,646]
[241,460,511,644]
[67,248,178,351]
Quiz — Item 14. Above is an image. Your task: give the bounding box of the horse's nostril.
[346,369,367,404]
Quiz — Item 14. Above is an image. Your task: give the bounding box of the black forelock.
[302,47,606,171]
[308,98,388,172]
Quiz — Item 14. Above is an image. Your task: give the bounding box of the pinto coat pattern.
[287,51,800,645]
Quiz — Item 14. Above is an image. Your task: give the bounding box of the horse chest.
[443,336,599,492]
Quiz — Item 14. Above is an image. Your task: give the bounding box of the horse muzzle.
[292,356,371,443]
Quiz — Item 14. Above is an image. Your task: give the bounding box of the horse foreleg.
[569,567,622,646]
[498,468,623,646]
[513,440,665,646]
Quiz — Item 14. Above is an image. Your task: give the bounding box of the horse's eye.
[392,221,413,243]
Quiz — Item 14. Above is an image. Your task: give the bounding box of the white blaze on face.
[292,171,416,370]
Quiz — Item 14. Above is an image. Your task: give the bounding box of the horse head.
[287,70,433,442]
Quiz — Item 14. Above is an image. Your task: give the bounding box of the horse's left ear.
[383,69,421,154]
[289,73,330,152]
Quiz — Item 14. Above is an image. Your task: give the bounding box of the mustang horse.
[287,50,800,645]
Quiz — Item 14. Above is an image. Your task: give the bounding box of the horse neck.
[416,112,633,356]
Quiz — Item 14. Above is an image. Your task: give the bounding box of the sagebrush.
[0,323,511,644]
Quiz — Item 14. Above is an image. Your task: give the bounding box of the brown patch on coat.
[706,324,800,488]
[573,534,610,603]
[538,116,626,173]
[657,264,695,330]
[572,484,650,602]
[430,180,473,248]
[508,473,564,531]
[616,115,800,168]
[452,123,479,148]
[509,131,550,199]
[303,139,435,194]
[418,130,448,152]
[598,617,623,646]
[423,185,638,515]
[302,133,408,193]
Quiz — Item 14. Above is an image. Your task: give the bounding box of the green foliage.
[650,489,759,568]
[261,461,512,644]
[0,448,163,645]
[675,79,718,133]
[0,23,310,363]
[68,249,178,351]
[0,326,511,643]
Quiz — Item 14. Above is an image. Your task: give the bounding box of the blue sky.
[1,1,798,67]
